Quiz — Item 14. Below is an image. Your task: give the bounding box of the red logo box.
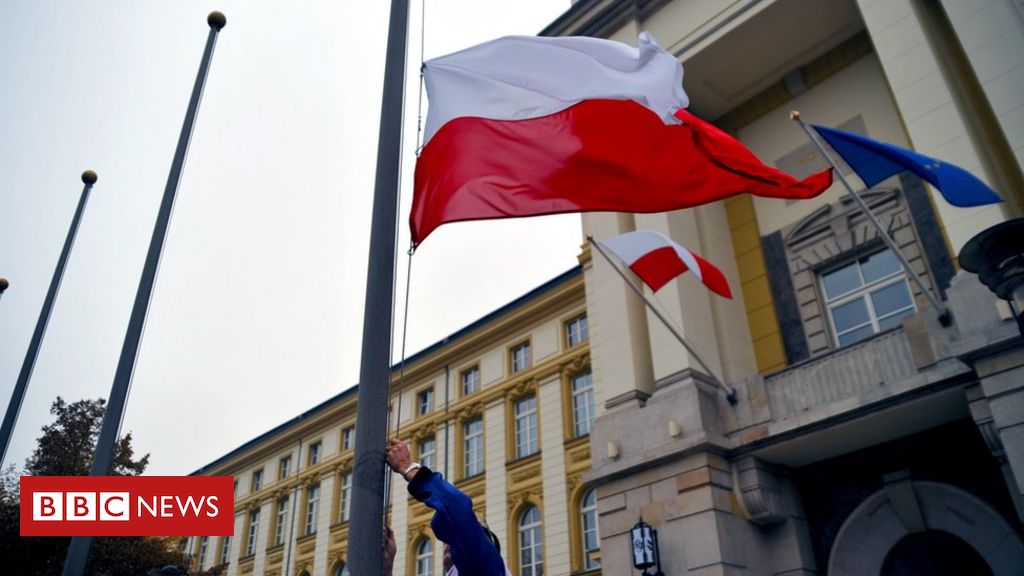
[20,476,234,536]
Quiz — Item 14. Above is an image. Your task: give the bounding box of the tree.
[0,397,225,576]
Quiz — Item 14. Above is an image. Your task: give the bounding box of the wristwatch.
[402,462,422,481]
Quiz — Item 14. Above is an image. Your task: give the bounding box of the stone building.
[547,0,1024,574]
[184,0,1024,574]
[184,268,601,576]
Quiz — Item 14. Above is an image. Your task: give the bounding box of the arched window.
[518,506,543,576]
[334,562,350,576]
[415,538,434,576]
[580,488,600,569]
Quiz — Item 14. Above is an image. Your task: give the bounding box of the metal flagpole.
[589,237,738,405]
[790,110,951,326]
[61,13,225,576]
[1,170,97,466]
[348,0,409,573]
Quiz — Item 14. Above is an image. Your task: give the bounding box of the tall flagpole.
[348,0,409,573]
[589,237,738,405]
[61,13,225,576]
[1,170,97,466]
[790,110,951,326]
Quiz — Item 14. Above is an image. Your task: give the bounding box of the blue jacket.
[408,467,506,575]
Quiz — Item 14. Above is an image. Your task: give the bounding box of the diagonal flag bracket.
[790,111,952,328]
[589,236,739,405]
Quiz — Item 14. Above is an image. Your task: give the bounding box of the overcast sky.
[0,0,581,476]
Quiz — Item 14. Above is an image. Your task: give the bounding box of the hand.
[383,526,397,574]
[385,438,412,475]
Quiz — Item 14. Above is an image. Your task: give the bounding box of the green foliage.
[1,397,222,575]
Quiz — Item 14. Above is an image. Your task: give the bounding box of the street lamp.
[631,517,664,576]
[959,217,1024,335]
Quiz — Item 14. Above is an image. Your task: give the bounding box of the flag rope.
[383,0,427,517]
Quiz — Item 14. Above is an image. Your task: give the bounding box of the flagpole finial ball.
[81,170,98,185]
[789,110,801,121]
[208,11,226,30]
[0,278,8,294]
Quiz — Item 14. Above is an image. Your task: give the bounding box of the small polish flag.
[601,230,732,298]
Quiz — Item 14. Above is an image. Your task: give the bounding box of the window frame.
[304,484,320,536]
[308,441,322,467]
[341,426,355,451]
[462,417,484,478]
[417,387,435,416]
[461,365,481,397]
[414,537,434,576]
[819,248,917,348]
[579,488,600,570]
[250,468,263,493]
[278,455,291,480]
[517,505,544,576]
[273,495,288,547]
[245,509,260,557]
[513,395,539,459]
[509,340,532,374]
[418,436,436,471]
[219,535,232,566]
[570,370,596,438]
[338,472,352,523]
[566,313,589,348]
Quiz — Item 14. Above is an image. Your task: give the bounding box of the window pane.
[871,281,913,318]
[831,298,871,333]
[861,249,902,283]
[838,325,876,347]
[822,262,862,300]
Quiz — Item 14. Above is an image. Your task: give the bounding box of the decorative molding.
[735,457,788,525]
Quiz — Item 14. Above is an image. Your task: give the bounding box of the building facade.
[186,0,1024,574]
[185,268,601,576]
[546,0,1024,574]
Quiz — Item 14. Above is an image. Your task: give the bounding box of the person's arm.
[407,468,505,575]
[383,526,396,576]
[386,438,504,575]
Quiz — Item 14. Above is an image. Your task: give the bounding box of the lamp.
[959,217,1024,335]
[630,517,663,575]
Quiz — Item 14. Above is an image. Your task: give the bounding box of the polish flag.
[411,33,832,246]
[601,230,732,298]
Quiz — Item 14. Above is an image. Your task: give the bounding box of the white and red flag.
[411,33,832,246]
[601,230,732,298]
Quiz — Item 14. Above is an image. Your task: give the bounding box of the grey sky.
[0,1,580,476]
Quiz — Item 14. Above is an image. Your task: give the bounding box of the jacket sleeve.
[407,467,506,575]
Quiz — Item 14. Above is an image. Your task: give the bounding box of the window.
[274,496,289,546]
[415,538,434,576]
[198,536,209,569]
[571,371,596,437]
[518,506,543,576]
[245,509,260,556]
[462,366,481,396]
[419,436,436,471]
[418,388,435,416]
[220,535,232,565]
[511,342,531,373]
[308,441,322,466]
[514,396,538,459]
[580,489,600,570]
[464,418,484,477]
[567,314,589,347]
[342,427,355,451]
[279,456,291,480]
[233,479,238,497]
[820,248,916,347]
[305,484,320,535]
[339,473,352,523]
[251,469,263,493]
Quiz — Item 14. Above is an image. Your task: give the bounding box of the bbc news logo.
[21,476,234,536]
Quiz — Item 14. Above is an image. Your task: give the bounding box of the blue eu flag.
[813,124,1002,208]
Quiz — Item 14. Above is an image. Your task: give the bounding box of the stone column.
[227,512,244,576]
[252,499,272,575]
[484,399,508,548]
[538,372,571,574]
[314,472,335,575]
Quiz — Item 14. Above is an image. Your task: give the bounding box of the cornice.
[397,345,590,441]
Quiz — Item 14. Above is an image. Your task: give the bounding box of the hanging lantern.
[630,517,659,570]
